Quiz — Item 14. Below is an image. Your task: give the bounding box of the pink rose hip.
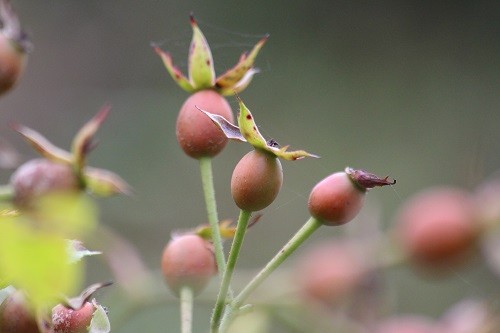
[161,234,217,296]
[176,90,234,158]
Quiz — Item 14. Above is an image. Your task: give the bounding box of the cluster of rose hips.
[155,16,401,332]
[0,2,124,332]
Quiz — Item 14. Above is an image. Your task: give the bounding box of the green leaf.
[34,192,98,237]
[89,303,111,333]
[0,219,82,310]
[188,15,216,90]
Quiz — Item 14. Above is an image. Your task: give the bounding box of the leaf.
[0,219,82,310]
[188,15,215,90]
[153,45,194,92]
[34,192,98,237]
[89,303,111,333]
[216,34,269,94]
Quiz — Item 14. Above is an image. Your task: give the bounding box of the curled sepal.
[66,240,101,264]
[153,45,195,93]
[202,98,319,160]
[345,167,396,190]
[11,123,72,164]
[237,99,319,160]
[216,34,269,95]
[89,301,111,333]
[84,167,132,197]
[62,282,112,310]
[71,106,110,172]
[188,15,216,90]
[198,108,245,142]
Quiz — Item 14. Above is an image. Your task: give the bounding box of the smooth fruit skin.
[176,90,234,158]
[10,158,79,207]
[52,302,95,333]
[308,172,365,226]
[231,150,283,211]
[0,34,26,95]
[295,241,368,305]
[395,187,478,268]
[161,234,217,296]
[0,291,39,333]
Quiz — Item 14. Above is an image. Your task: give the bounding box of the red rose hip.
[395,187,479,268]
[308,168,394,226]
[231,150,283,211]
[52,302,95,333]
[176,90,234,158]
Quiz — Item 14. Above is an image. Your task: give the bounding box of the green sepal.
[153,45,195,92]
[89,302,111,333]
[216,34,269,95]
[202,97,319,161]
[83,167,132,197]
[188,15,216,90]
[11,123,72,164]
[71,106,110,173]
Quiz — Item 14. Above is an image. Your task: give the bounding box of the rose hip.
[394,187,479,268]
[0,291,39,333]
[231,150,283,211]
[161,234,217,296]
[52,302,95,333]
[308,168,394,226]
[176,90,234,158]
[10,158,79,208]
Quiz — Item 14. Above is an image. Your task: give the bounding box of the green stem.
[219,217,322,331]
[180,286,194,333]
[210,209,252,332]
[199,157,227,274]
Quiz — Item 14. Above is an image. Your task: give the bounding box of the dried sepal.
[83,167,132,197]
[153,45,195,93]
[62,282,112,311]
[345,167,396,190]
[66,240,101,264]
[11,123,72,164]
[0,0,32,53]
[216,35,269,95]
[188,15,216,90]
[198,107,245,142]
[71,106,110,172]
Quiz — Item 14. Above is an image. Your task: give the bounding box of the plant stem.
[219,217,322,331]
[210,209,252,332]
[180,286,194,333]
[199,157,227,274]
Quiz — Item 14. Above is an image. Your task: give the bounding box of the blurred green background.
[0,1,499,332]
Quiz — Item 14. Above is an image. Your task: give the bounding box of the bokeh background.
[1,1,499,332]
